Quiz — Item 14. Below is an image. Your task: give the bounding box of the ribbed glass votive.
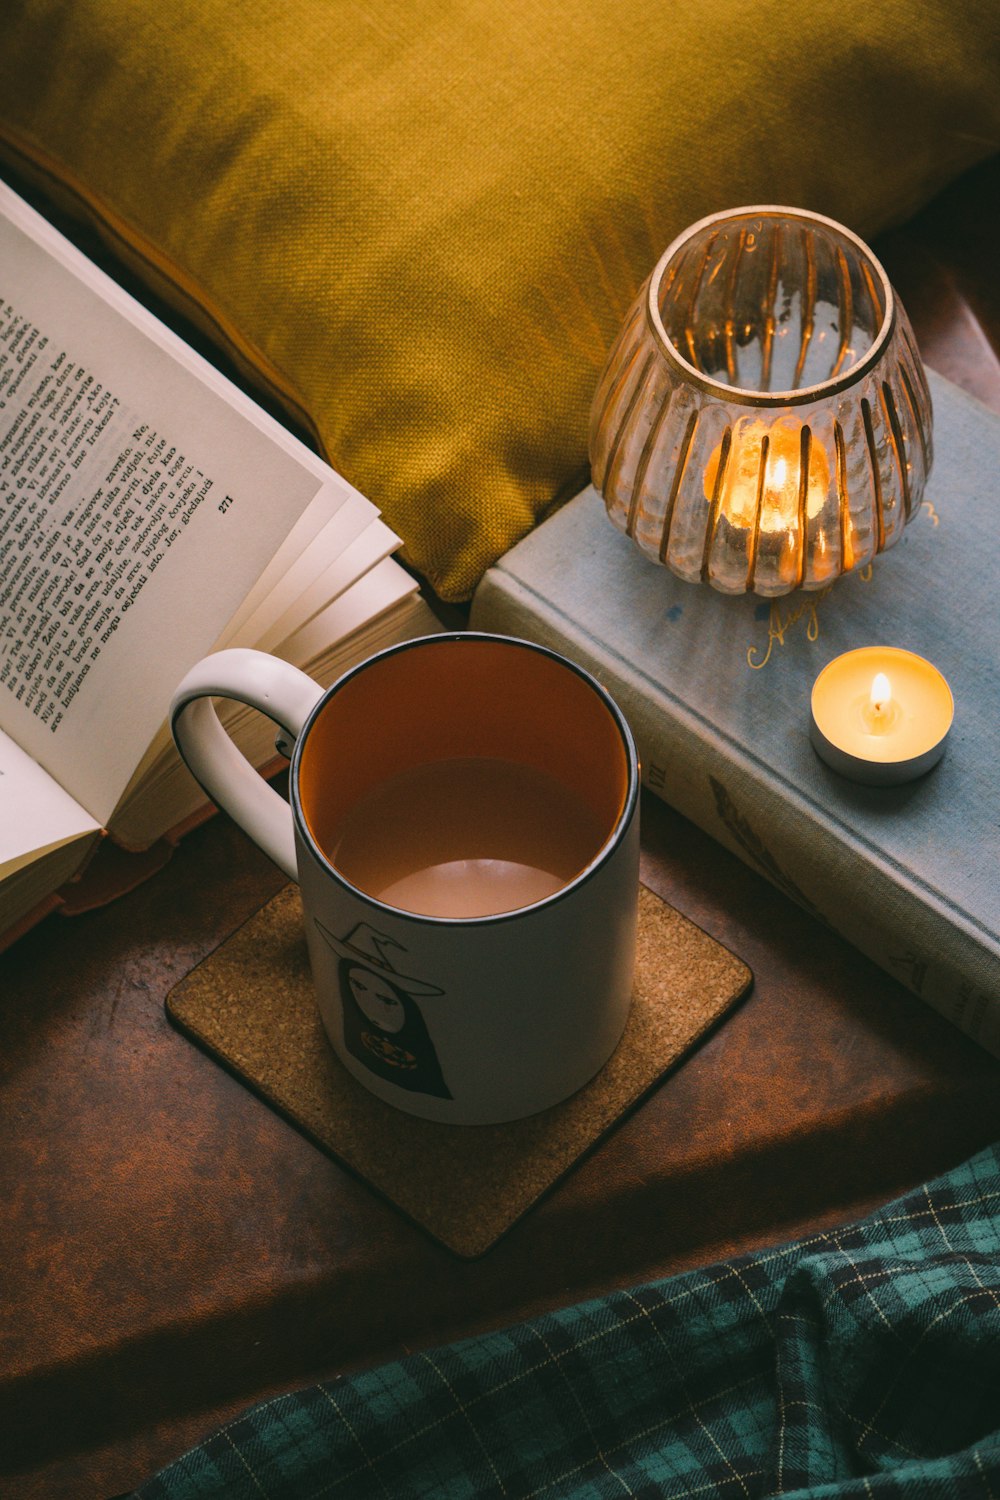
[589,206,933,596]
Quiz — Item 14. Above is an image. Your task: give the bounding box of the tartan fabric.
[135,1144,1000,1499]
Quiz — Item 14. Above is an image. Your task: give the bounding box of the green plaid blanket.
[136,1144,1000,1499]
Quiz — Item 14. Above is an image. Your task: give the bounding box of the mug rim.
[645,204,897,408]
[289,631,640,928]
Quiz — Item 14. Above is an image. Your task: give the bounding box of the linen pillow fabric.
[2,0,998,600]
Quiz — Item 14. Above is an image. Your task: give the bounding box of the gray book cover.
[472,371,999,1054]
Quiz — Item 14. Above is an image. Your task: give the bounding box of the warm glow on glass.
[591,206,935,596]
[703,420,832,534]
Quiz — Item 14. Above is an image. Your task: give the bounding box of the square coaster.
[167,884,751,1256]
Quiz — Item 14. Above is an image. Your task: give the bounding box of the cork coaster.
[167,884,751,1257]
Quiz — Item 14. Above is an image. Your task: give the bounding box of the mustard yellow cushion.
[2,2,998,600]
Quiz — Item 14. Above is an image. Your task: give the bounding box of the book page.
[217,485,345,644]
[108,509,400,807]
[108,591,441,852]
[250,515,397,653]
[276,558,418,666]
[0,725,99,881]
[0,186,340,824]
[220,489,376,650]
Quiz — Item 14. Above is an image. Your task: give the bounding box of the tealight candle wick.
[871,672,891,713]
[861,671,898,735]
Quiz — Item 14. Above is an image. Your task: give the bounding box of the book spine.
[472,572,1000,1060]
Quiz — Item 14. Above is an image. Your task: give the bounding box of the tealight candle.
[810,647,953,786]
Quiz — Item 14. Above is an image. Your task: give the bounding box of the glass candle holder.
[589,206,933,596]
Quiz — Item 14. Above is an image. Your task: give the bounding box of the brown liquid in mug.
[324,757,608,918]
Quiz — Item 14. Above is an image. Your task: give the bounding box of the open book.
[0,183,438,944]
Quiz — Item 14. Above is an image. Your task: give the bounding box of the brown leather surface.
[3,155,1000,1499]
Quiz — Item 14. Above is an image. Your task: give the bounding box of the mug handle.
[170,648,325,880]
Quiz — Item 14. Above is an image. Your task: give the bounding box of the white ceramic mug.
[170,633,639,1124]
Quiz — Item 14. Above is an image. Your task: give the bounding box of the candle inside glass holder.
[702,418,838,591]
[590,206,934,597]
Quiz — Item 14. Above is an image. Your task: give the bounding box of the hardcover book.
[0,183,438,946]
[471,370,1000,1057]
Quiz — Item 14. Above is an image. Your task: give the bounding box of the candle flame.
[702,421,832,550]
[870,672,892,710]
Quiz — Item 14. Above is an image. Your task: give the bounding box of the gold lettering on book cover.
[747,589,831,671]
[745,504,943,671]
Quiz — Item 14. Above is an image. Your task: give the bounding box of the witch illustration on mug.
[314,920,452,1099]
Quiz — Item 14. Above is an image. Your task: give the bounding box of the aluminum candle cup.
[170,634,640,1125]
[810,647,953,786]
